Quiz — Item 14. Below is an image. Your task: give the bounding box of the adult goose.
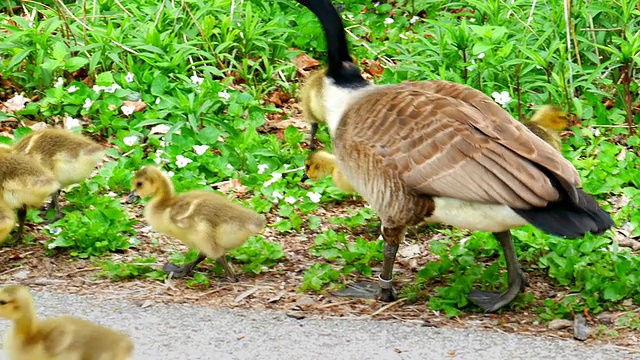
[293,0,614,311]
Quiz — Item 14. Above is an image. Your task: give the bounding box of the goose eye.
[136,181,143,188]
[0,300,7,305]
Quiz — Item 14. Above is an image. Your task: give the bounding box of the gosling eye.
[0,300,7,306]
[305,164,310,171]
[135,181,143,188]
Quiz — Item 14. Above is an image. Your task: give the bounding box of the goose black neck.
[296,0,368,88]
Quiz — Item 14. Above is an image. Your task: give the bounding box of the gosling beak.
[309,123,318,151]
[301,173,309,182]
[126,191,140,203]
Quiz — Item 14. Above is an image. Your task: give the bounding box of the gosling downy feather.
[0,153,60,240]
[294,0,613,312]
[132,165,266,281]
[12,128,105,222]
[0,285,134,360]
[303,150,355,193]
[0,200,15,244]
[523,105,569,152]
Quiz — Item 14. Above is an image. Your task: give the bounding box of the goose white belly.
[426,197,529,232]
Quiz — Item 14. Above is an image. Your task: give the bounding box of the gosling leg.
[309,123,318,151]
[468,230,528,312]
[162,253,207,278]
[217,255,238,283]
[333,226,404,301]
[13,206,27,242]
[43,190,63,224]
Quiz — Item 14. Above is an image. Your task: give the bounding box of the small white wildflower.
[121,105,136,116]
[272,190,284,199]
[226,164,234,170]
[477,53,485,59]
[284,196,296,204]
[67,85,79,93]
[306,191,322,203]
[83,98,93,110]
[468,59,476,72]
[257,164,269,174]
[107,191,118,197]
[384,17,394,25]
[155,97,161,105]
[47,243,57,249]
[104,83,122,93]
[175,155,193,168]
[125,72,135,83]
[491,91,512,108]
[190,74,204,85]
[399,33,408,40]
[128,237,136,245]
[374,1,380,6]
[410,16,420,24]
[283,164,291,169]
[218,90,231,100]
[123,135,138,146]
[64,115,81,129]
[150,124,171,135]
[536,65,543,69]
[53,77,64,88]
[193,145,210,156]
[264,172,282,187]
[92,85,104,93]
[166,171,175,177]
[46,226,62,236]
[470,17,476,22]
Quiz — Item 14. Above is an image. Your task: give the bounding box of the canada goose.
[523,105,569,152]
[0,153,60,241]
[130,165,266,281]
[293,0,614,312]
[0,201,15,244]
[0,285,134,360]
[12,128,105,223]
[301,150,356,193]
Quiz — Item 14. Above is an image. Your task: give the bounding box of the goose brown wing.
[338,82,580,209]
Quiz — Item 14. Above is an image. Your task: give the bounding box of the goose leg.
[42,191,63,224]
[333,226,404,301]
[217,256,238,283]
[13,206,27,242]
[468,231,528,312]
[162,253,207,278]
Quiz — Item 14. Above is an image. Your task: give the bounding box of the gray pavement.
[0,290,637,360]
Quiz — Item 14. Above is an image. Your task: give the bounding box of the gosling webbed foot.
[162,263,194,278]
[332,280,398,301]
[217,256,238,283]
[468,271,527,312]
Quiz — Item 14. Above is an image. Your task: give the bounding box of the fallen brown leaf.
[122,100,147,113]
[291,53,320,71]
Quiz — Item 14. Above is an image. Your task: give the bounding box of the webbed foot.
[162,263,194,278]
[332,278,398,302]
[468,268,527,312]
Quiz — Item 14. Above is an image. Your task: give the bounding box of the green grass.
[0,0,639,328]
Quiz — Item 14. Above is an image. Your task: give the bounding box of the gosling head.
[302,150,336,182]
[530,105,569,131]
[0,285,32,321]
[131,165,167,199]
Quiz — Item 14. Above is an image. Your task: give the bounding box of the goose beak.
[301,173,309,182]
[126,191,140,203]
[309,123,318,151]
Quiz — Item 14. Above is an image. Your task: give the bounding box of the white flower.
[121,105,136,116]
[190,74,204,85]
[193,145,210,156]
[175,155,193,168]
[399,33,408,40]
[264,172,282,187]
[128,237,136,245]
[150,124,171,135]
[468,59,476,72]
[123,136,138,146]
[257,164,269,174]
[67,85,79,93]
[306,191,322,203]
[272,190,284,199]
[64,115,81,129]
[125,72,135,83]
[155,97,161,105]
[284,196,296,204]
[53,77,64,88]
[384,18,394,25]
[47,242,57,249]
[491,91,512,108]
[410,16,420,24]
[536,65,543,69]
[153,150,167,165]
[92,85,104,93]
[165,171,175,177]
[83,98,93,110]
[226,164,234,170]
[107,191,118,197]
[218,90,231,100]
[104,83,122,93]
[477,53,485,59]
[46,226,62,236]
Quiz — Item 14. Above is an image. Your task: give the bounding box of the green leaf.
[65,57,89,71]
[150,74,169,96]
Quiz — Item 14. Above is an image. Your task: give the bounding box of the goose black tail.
[514,188,614,238]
